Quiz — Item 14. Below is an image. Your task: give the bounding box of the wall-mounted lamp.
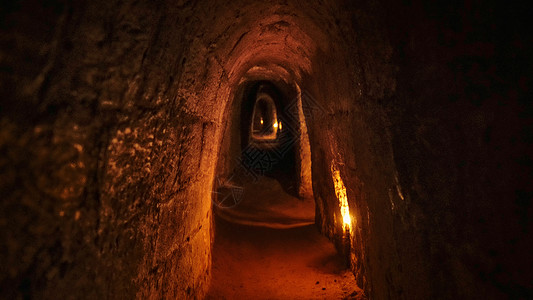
[331,162,351,233]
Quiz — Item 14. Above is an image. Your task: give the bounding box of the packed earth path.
[207,177,365,299]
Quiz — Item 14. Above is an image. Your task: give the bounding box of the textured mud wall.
[0,1,224,298]
[385,2,532,298]
[309,0,532,299]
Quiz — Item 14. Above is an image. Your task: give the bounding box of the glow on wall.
[331,162,351,232]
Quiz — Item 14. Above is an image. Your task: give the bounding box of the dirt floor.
[214,176,315,229]
[207,176,365,299]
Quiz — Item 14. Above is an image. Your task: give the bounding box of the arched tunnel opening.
[229,79,300,199]
[1,0,532,299]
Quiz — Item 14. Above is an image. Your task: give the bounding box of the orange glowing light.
[331,163,351,232]
[273,121,278,128]
[279,122,282,131]
[260,118,264,125]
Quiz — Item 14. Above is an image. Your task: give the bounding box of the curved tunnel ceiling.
[197,1,351,87]
[179,0,359,130]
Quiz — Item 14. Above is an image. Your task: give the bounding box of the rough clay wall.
[309,0,532,299]
[1,1,224,298]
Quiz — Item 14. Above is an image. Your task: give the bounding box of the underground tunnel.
[1,0,532,299]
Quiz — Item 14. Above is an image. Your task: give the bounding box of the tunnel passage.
[1,0,532,299]
[209,76,361,298]
[249,84,279,141]
[244,82,300,193]
[212,76,314,227]
[237,81,298,195]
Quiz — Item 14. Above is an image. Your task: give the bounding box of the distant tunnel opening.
[239,81,298,196]
[212,77,311,219]
[249,84,279,140]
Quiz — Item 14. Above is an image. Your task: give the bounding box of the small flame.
[260,118,264,125]
[279,122,282,131]
[273,121,278,128]
[331,163,351,232]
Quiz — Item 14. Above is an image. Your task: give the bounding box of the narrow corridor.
[1,0,531,299]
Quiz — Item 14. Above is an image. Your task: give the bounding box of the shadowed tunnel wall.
[1,0,531,299]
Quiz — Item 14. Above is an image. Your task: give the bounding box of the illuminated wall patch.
[331,162,351,232]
